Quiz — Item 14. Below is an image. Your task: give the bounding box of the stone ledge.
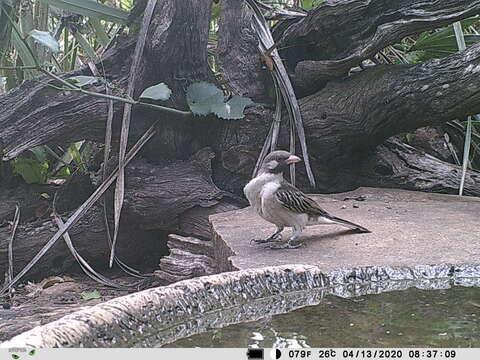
[210,187,480,272]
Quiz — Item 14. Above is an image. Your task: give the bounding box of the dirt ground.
[0,273,159,342]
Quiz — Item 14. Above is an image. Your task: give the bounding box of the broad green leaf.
[212,95,253,120]
[80,290,102,300]
[12,158,49,184]
[66,75,100,87]
[139,83,172,101]
[186,81,224,116]
[28,29,60,53]
[38,0,128,24]
[29,146,48,162]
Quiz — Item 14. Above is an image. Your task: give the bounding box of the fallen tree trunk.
[0,206,163,281]
[357,138,480,197]
[3,37,480,195]
[119,148,244,232]
[275,0,480,94]
[0,150,243,281]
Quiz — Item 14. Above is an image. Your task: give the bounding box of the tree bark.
[0,150,243,280]
[357,138,480,197]
[274,0,480,94]
[0,206,164,281]
[119,148,244,233]
[155,234,217,284]
[217,0,270,101]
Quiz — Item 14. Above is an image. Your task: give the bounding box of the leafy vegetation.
[1,1,253,186]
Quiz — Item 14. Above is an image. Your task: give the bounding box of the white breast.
[243,173,281,215]
[244,173,311,229]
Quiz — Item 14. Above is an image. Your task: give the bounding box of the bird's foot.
[267,240,303,250]
[250,233,282,245]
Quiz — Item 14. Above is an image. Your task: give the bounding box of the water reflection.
[166,286,480,348]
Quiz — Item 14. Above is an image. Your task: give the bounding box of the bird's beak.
[286,155,302,164]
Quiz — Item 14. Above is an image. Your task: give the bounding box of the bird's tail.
[328,216,371,233]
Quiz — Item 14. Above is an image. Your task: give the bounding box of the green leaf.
[28,29,60,53]
[54,165,72,179]
[212,95,253,120]
[12,158,49,184]
[68,142,87,173]
[139,83,172,101]
[81,290,102,300]
[29,146,48,162]
[11,24,37,72]
[66,75,100,87]
[88,17,109,47]
[38,0,128,24]
[120,0,133,10]
[186,82,252,119]
[186,81,224,116]
[411,19,480,61]
[71,29,98,61]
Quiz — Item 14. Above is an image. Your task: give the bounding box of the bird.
[243,150,370,249]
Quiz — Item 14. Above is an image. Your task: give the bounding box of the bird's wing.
[275,182,330,217]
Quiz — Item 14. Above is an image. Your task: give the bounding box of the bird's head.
[260,150,302,175]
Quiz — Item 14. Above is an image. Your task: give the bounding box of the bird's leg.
[268,226,304,249]
[250,226,284,244]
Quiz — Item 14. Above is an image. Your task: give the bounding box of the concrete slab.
[210,187,480,272]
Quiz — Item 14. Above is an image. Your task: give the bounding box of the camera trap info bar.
[1,348,479,360]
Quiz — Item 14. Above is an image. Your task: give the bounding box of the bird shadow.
[301,228,363,244]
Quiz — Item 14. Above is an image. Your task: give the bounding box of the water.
[166,286,480,348]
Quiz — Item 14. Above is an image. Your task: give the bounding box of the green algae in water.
[166,286,480,348]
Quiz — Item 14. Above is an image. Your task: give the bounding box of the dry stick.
[253,79,283,177]
[52,214,134,290]
[37,68,191,119]
[0,124,158,296]
[246,0,316,187]
[112,0,158,268]
[86,61,145,278]
[5,206,20,302]
[270,79,283,150]
[289,108,296,186]
[253,121,275,177]
[104,81,145,278]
